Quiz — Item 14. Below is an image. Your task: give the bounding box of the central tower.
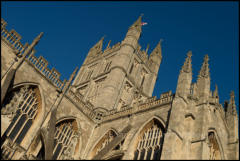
[72,16,162,111]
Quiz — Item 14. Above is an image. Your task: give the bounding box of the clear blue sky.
[1,1,239,113]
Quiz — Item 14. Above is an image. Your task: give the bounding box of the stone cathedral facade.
[1,16,239,160]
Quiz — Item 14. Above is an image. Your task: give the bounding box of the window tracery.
[2,85,40,145]
[133,120,164,160]
[52,120,79,160]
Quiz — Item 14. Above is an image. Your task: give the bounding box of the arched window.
[2,85,41,144]
[1,85,42,159]
[53,119,79,160]
[208,132,221,160]
[133,119,164,160]
[90,130,117,159]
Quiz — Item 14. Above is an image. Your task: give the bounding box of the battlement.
[1,18,66,90]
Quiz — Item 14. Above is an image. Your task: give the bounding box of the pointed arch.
[1,83,45,153]
[207,128,225,160]
[52,118,80,160]
[130,116,166,160]
[89,128,118,159]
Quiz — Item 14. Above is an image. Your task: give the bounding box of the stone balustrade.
[102,94,173,122]
[1,18,66,90]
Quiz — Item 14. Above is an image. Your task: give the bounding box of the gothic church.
[1,16,239,160]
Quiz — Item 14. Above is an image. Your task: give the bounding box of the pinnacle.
[198,54,210,78]
[228,90,237,115]
[213,84,219,97]
[131,15,142,28]
[181,50,192,73]
[230,90,235,98]
[150,40,162,57]
[230,90,236,106]
[187,50,192,58]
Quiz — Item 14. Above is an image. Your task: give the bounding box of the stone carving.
[93,131,117,157]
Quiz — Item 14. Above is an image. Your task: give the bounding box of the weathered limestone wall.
[1,37,96,160]
[84,103,171,159]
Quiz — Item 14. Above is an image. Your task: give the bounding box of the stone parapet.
[102,93,173,122]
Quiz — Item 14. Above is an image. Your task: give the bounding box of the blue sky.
[1,1,239,112]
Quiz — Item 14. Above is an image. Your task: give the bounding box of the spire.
[198,55,210,78]
[150,39,163,58]
[130,14,143,28]
[213,84,219,98]
[181,51,192,73]
[228,91,237,115]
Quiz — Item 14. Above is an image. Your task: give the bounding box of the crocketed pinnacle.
[181,51,192,73]
[92,36,105,51]
[150,39,163,57]
[213,84,219,98]
[198,54,210,78]
[228,91,237,115]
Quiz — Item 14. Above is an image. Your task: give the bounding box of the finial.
[230,90,235,98]
[159,39,164,44]
[204,54,209,62]
[33,32,43,44]
[101,35,106,41]
[140,13,144,17]
[187,50,192,58]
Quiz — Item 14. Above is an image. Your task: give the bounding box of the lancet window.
[133,119,164,160]
[208,132,221,160]
[2,85,41,145]
[52,119,79,160]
